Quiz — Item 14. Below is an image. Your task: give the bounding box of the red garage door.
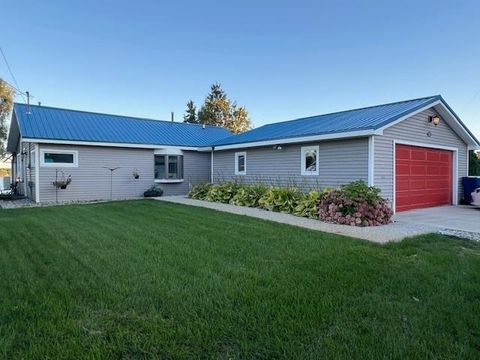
[395,144,452,212]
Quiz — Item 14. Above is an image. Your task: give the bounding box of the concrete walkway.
[394,205,480,241]
[155,196,442,244]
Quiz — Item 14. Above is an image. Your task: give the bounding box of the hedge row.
[188,180,393,227]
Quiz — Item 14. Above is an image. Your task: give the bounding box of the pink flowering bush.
[319,181,393,226]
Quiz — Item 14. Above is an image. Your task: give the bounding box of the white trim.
[392,139,459,213]
[467,148,470,177]
[377,101,441,133]
[377,100,479,148]
[368,136,375,186]
[213,129,378,151]
[435,102,479,148]
[22,138,201,151]
[234,151,247,175]
[154,179,184,184]
[301,145,320,176]
[154,153,184,182]
[19,136,27,196]
[40,149,78,168]
[154,148,183,155]
[34,144,40,203]
[211,149,214,183]
[392,139,458,152]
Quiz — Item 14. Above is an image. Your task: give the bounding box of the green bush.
[340,180,383,205]
[293,190,323,219]
[230,184,269,207]
[188,183,213,200]
[206,182,240,203]
[258,187,302,213]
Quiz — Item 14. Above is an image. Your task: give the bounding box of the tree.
[0,78,14,157]
[469,150,480,176]
[196,83,252,134]
[183,100,198,123]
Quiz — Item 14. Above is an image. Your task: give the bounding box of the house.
[7,95,480,212]
[6,104,231,202]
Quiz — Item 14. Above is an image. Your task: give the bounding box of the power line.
[1,77,28,97]
[0,45,28,103]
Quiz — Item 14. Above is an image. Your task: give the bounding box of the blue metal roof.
[14,103,232,147]
[213,95,442,146]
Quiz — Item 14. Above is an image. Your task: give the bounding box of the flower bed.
[188,180,393,226]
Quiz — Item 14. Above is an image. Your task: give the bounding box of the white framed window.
[40,149,78,167]
[154,154,184,181]
[301,146,319,175]
[235,152,246,175]
[153,148,184,183]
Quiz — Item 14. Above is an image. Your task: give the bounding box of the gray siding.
[13,140,29,197]
[38,144,154,203]
[25,143,36,201]
[160,151,211,196]
[37,145,211,202]
[213,138,369,191]
[374,107,468,204]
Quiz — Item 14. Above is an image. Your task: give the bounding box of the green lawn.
[0,200,479,359]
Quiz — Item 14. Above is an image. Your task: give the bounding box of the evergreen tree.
[469,150,480,176]
[183,100,198,123]
[197,83,252,133]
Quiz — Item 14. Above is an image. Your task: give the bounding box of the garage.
[395,144,453,212]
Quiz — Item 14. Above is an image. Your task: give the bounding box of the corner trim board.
[35,144,40,203]
[368,136,375,186]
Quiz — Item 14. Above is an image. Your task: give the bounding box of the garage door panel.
[427,152,440,161]
[411,165,426,175]
[395,144,452,212]
[439,153,450,162]
[396,164,410,175]
[411,150,427,160]
[396,147,411,159]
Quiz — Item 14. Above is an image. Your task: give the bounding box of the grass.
[0,200,479,359]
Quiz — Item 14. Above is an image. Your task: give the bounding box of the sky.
[1,0,480,137]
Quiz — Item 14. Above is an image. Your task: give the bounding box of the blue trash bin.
[462,177,480,204]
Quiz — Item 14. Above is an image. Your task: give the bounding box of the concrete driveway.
[394,205,480,240]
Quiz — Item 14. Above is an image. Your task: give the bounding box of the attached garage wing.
[395,144,453,212]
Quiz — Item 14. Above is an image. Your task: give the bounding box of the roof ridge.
[14,103,222,129]
[259,95,441,128]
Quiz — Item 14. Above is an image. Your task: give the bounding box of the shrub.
[144,184,163,197]
[258,187,302,213]
[230,184,269,207]
[341,180,383,206]
[319,181,393,226]
[293,190,323,219]
[188,183,213,200]
[206,182,240,203]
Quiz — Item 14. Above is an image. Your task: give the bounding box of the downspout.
[211,146,215,184]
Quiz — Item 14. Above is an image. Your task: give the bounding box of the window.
[301,146,319,175]
[40,149,78,167]
[235,152,246,175]
[155,155,184,180]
